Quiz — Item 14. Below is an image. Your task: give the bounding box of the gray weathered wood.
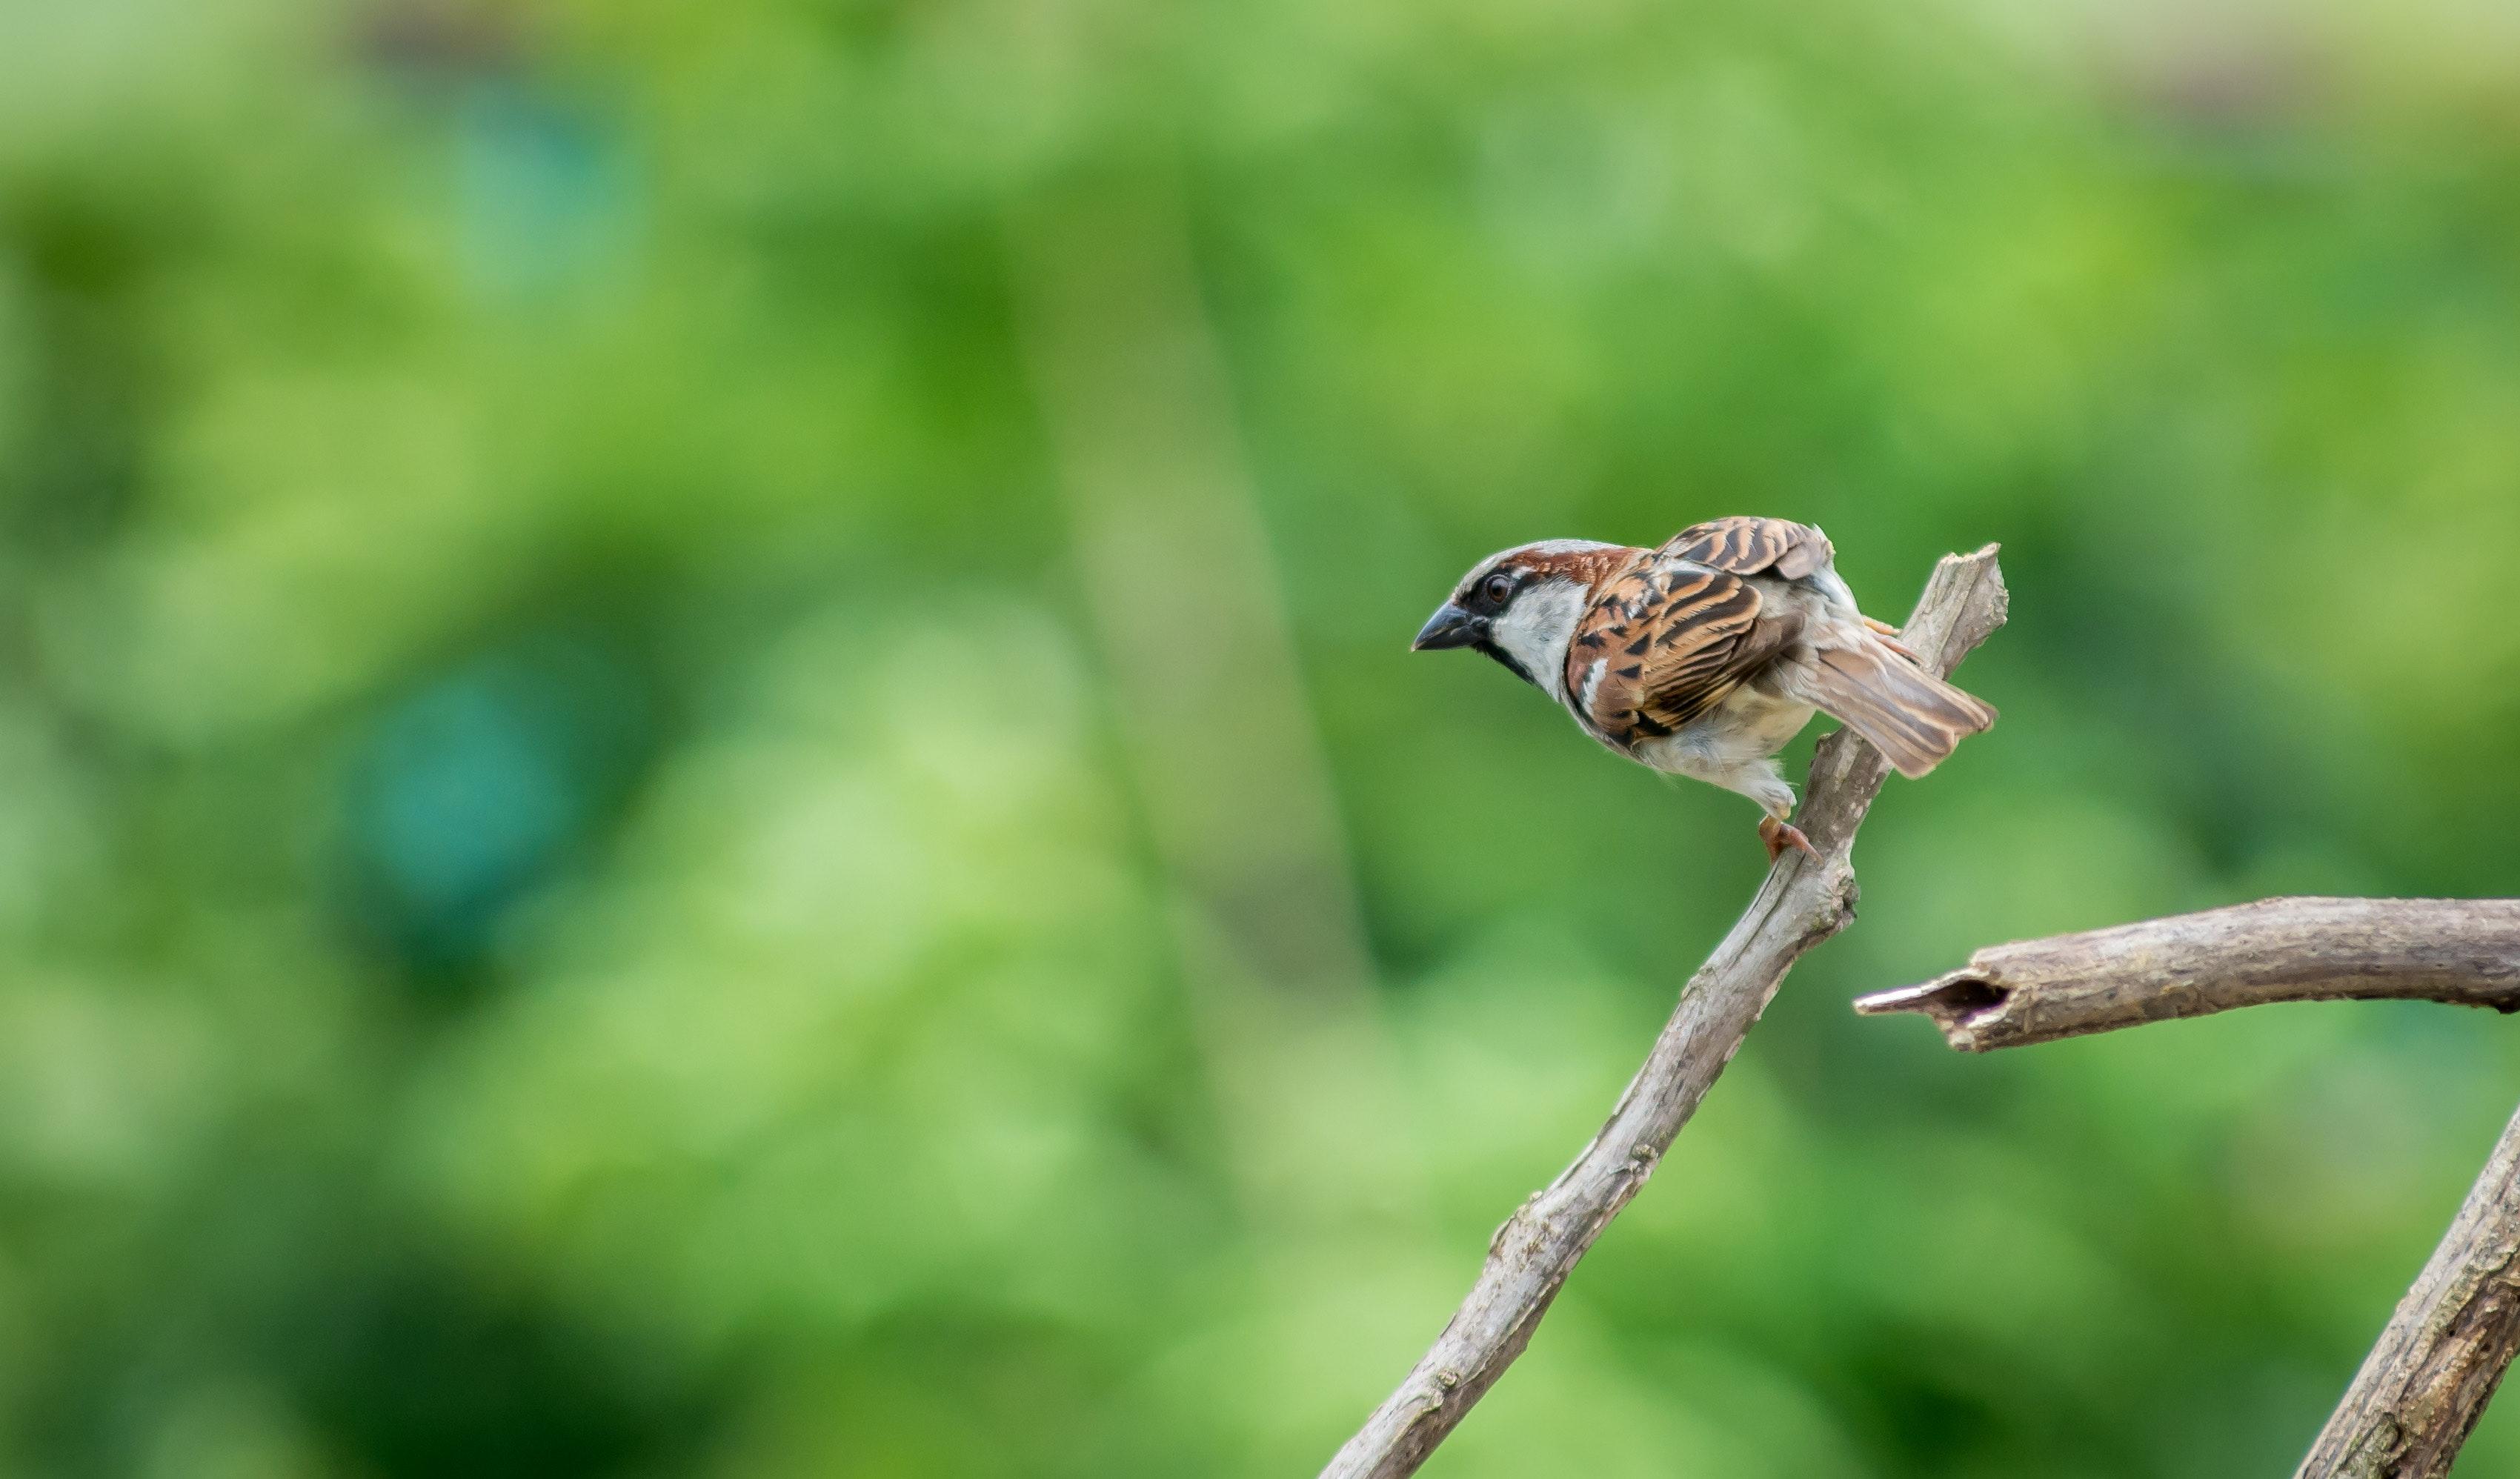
[1852,898,2520,1052]
[1320,546,2009,1479]
[1855,891,2520,1053]
[2297,1095,2520,1479]
[1852,897,2520,1474]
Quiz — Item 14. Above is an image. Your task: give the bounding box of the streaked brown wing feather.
[1569,559,1797,746]
[1660,517,1835,582]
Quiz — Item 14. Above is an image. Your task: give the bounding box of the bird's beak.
[1412,602,1482,651]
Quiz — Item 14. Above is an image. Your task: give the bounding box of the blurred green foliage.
[3,0,2519,1475]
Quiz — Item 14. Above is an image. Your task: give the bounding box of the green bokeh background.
[4,1,2517,1475]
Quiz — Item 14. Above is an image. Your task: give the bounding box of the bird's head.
[1414,539,1631,696]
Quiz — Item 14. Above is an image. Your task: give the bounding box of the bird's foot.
[1760,817,1821,863]
[1862,615,1918,662]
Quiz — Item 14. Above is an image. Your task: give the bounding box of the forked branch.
[1320,546,2009,1479]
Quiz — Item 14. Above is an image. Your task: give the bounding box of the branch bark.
[1851,898,2520,1052]
[1320,545,2009,1479]
[2298,1094,2520,1478]
[1850,898,2520,1472]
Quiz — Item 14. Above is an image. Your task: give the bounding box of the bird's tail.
[1778,635,1996,780]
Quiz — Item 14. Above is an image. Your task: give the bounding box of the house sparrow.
[1414,517,1995,860]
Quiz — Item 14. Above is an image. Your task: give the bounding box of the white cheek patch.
[1489,579,1589,702]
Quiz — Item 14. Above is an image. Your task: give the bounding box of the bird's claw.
[1862,615,1918,662]
[1759,817,1821,863]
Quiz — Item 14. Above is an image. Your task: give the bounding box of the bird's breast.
[1629,685,1817,775]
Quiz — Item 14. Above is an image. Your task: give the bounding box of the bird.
[1412,516,1995,861]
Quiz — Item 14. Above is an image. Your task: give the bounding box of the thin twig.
[1320,545,2009,1479]
[1852,898,2520,1052]
[2298,1094,2520,1478]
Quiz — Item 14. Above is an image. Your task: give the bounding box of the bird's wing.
[1568,557,1802,745]
[1658,517,1835,581]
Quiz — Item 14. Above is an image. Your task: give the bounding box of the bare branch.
[2298,1095,2520,1478]
[1852,897,2520,1472]
[1852,898,2520,1052]
[1321,545,2009,1479]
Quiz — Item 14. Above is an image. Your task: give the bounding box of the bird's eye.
[1482,572,1517,605]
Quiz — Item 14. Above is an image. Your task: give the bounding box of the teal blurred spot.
[344,634,650,971]
[455,84,636,302]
